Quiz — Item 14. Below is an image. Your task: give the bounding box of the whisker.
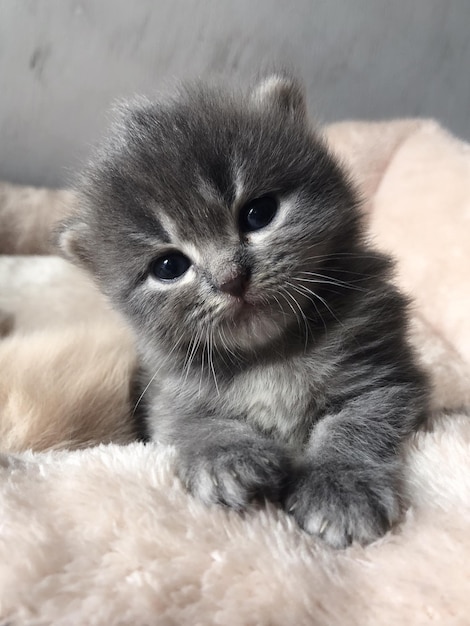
[182,328,202,384]
[214,331,234,369]
[263,288,288,324]
[208,328,220,395]
[314,267,375,279]
[132,334,184,416]
[198,329,208,397]
[218,326,239,366]
[278,286,303,337]
[297,273,367,292]
[182,332,196,372]
[288,282,328,337]
[301,250,384,262]
[285,282,310,351]
[294,282,350,338]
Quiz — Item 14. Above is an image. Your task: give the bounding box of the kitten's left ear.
[251,75,307,122]
[56,218,95,272]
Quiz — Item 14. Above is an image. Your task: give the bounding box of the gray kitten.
[60,75,429,548]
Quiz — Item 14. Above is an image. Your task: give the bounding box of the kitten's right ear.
[251,74,307,122]
[57,219,94,270]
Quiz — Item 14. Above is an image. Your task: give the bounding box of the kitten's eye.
[239,196,278,233]
[150,252,191,281]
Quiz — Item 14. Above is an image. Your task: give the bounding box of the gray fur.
[60,75,429,548]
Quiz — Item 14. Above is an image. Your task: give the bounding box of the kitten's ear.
[251,75,307,121]
[57,219,94,271]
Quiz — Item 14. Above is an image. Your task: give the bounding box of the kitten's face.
[62,77,359,362]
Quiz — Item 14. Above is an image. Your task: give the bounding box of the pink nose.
[219,272,249,298]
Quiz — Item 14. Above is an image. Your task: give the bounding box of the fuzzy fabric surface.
[0,119,470,625]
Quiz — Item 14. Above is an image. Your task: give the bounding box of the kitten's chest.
[224,361,321,446]
[148,351,332,447]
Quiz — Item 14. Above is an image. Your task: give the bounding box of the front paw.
[285,460,401,548]
[177,437,290,510]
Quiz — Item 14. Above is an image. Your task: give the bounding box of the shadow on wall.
[0,0,469,187]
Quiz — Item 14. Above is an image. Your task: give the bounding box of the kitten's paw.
[285,460,401,548]
[178,438,290,510]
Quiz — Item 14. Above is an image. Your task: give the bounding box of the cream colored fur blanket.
[1,119,470,625]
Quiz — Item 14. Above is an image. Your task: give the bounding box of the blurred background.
[0,0,469,188]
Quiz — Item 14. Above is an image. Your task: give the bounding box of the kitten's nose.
[219,271,250,299]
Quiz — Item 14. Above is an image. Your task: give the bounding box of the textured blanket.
[1,119,469,625]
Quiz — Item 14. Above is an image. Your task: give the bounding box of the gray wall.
[1,0,469,188]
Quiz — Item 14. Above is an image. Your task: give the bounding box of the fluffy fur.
[1,408,470,626]
[0,182,75,254]
[0,256,138,452]
[59,77,428,547]
[0,117,469,624]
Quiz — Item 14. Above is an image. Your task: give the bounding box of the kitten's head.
[60,75,360,362]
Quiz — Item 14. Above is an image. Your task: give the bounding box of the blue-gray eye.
[150,253,191,281]
[239,196,278,233]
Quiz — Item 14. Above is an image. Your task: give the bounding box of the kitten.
[59,75,429,548]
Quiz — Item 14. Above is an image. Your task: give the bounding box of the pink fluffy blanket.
[0,119,470,625]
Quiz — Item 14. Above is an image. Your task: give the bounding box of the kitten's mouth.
[215,294,286,349]
[226,295,280,329]
[231,297,261,318]
[218,296,261,328]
